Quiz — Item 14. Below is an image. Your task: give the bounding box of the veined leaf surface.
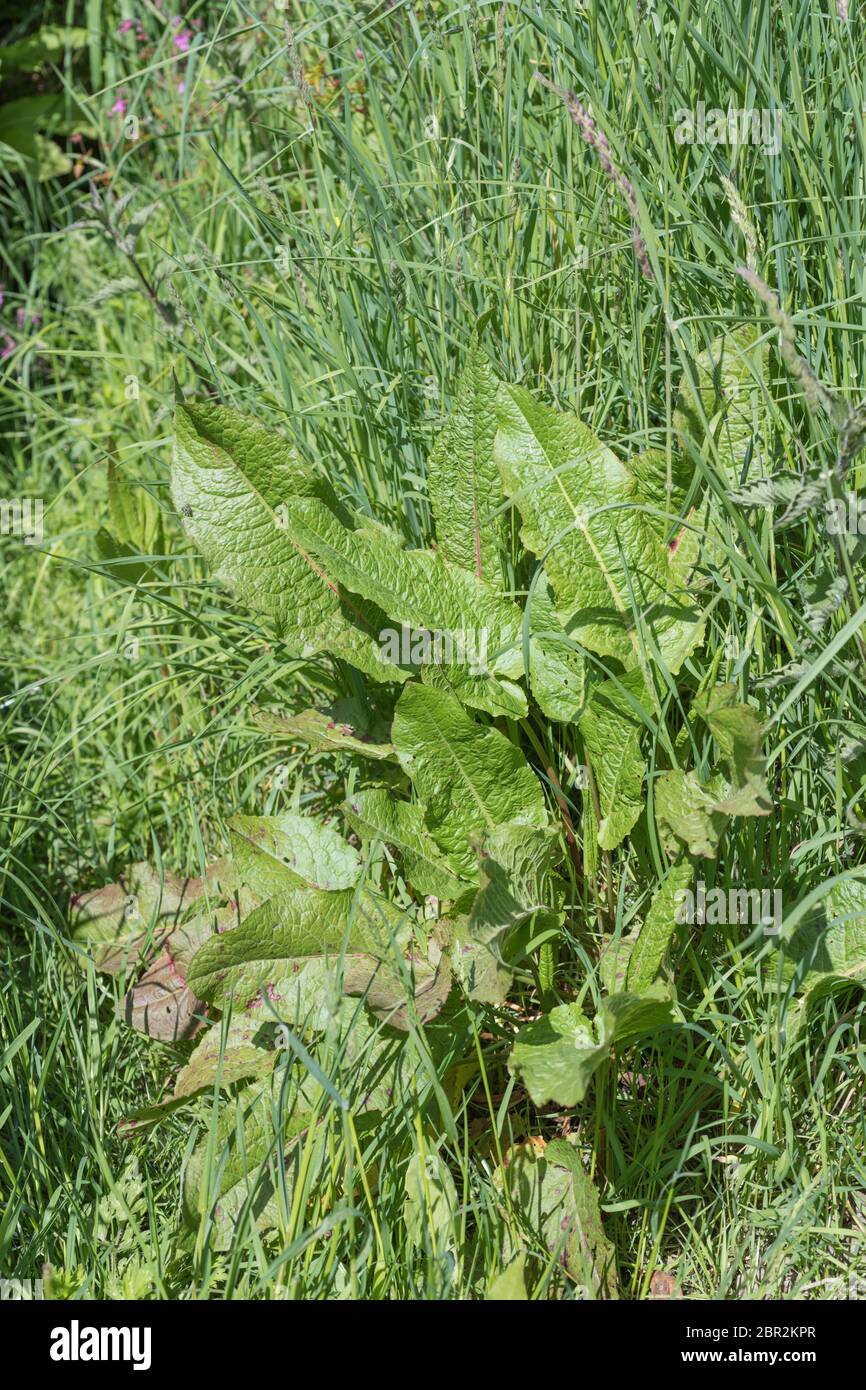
[427,343,506,581]
[508,985,674,1107]
[392,682,548,876]
[495,384,705,671]
[343,788,467,899]
[626,862,694,993]
[229,813,362,896]
[187,886,408,1007]
[579,671,647,850]
[172,402,405,682]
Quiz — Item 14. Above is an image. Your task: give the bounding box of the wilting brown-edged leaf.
[70,858,235,973]
[343,940,452,1028]
[649,1270,681,1299]
[119,905,236,1041]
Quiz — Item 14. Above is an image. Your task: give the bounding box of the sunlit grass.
[1,0,865,1298]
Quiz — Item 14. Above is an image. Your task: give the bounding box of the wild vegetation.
[2,1,866,1300]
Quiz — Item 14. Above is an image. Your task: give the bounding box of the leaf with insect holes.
[392,682,548,878]
[497,1140,617,1298]
[495,384,705,671]
[251,706,397,761]
[172,403,407,682]
[228,813,362,897]
[508,985,674,1107]
[579,671,647,850]
[427,342,506,582]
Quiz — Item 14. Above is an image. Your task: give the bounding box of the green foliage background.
[2,0,866,1300]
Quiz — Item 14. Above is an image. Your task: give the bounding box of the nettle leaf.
[579,672,647,850]
[229,813,362,896]
[342,788,466,900]
[625,862,694,993]
[427,342,506,581]
[694,684,770,816]
[508,985,674,1107]
[251,706,397,762]
[273,494,527,714]
[495,384,705,672]
[654,769,728,859]
[186,885,406,1009]
[498,1140,617,1298]
[392,682,548,878]
[172,403,405,683]
[674,326,767,483]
